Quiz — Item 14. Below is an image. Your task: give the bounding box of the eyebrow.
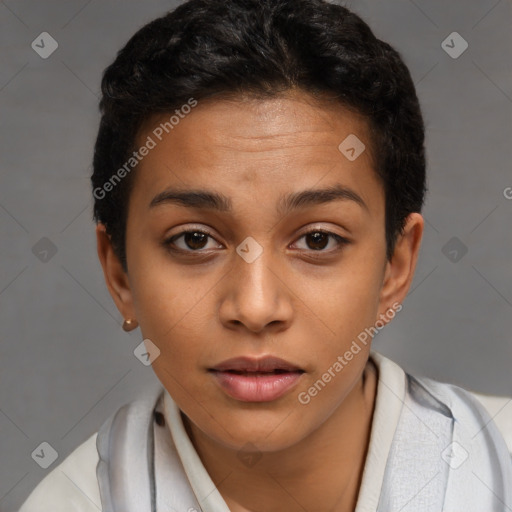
[149,183,368,214]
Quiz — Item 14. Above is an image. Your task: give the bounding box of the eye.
[292,230,349,252]
[164,228,349,255]
[164,229,222,252]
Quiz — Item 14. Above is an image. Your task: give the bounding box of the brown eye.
[293,230,349,252]
[305,232,329,250]
[165,229,220,252]
[182,231,208,250]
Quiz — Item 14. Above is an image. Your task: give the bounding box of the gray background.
[1,0,511,510]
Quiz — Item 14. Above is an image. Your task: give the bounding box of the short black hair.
[91,0,427,272]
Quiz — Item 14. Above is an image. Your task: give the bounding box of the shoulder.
[409,373,512,457]
[469,390,512,453]
[371,350,512,457]
[18,432,101,512]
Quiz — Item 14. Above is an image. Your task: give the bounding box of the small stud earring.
[122,319,139,332]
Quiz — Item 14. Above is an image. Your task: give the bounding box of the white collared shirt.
[18,351,512,512]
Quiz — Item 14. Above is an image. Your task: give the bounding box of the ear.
[377,213,424,321]
[95,223,136,322]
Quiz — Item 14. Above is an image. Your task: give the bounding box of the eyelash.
[163,228,350,255]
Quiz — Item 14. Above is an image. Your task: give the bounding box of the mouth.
[219,369,297,375]
[209,355,305,373]
[208,356,305,402]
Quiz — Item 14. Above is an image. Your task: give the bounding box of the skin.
[96,89,423,512]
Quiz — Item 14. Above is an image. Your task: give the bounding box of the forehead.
[130,90,382,215]
[139,91,374,160]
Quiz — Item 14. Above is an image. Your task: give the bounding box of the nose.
[218,241,294,334]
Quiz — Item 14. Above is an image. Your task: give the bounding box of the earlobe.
[378,213,424,318]
[95,224,136,322]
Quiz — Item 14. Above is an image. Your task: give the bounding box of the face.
[97,90,422,453]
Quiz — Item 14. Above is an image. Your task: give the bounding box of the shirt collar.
[355,351,406,511]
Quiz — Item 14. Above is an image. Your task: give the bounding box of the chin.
[201,410,309,452]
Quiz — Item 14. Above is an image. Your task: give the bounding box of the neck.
[183,359,378,512]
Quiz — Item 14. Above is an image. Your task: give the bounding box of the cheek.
[128,250,210,339]
[295,272,382,421]
[127,270,214,389]
[146,322,210,406]
[304,256,384,344]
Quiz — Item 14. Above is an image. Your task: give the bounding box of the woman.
[19,0,512,510]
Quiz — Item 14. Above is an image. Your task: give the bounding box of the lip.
[210,356,304,373]
[209,356,305,402]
